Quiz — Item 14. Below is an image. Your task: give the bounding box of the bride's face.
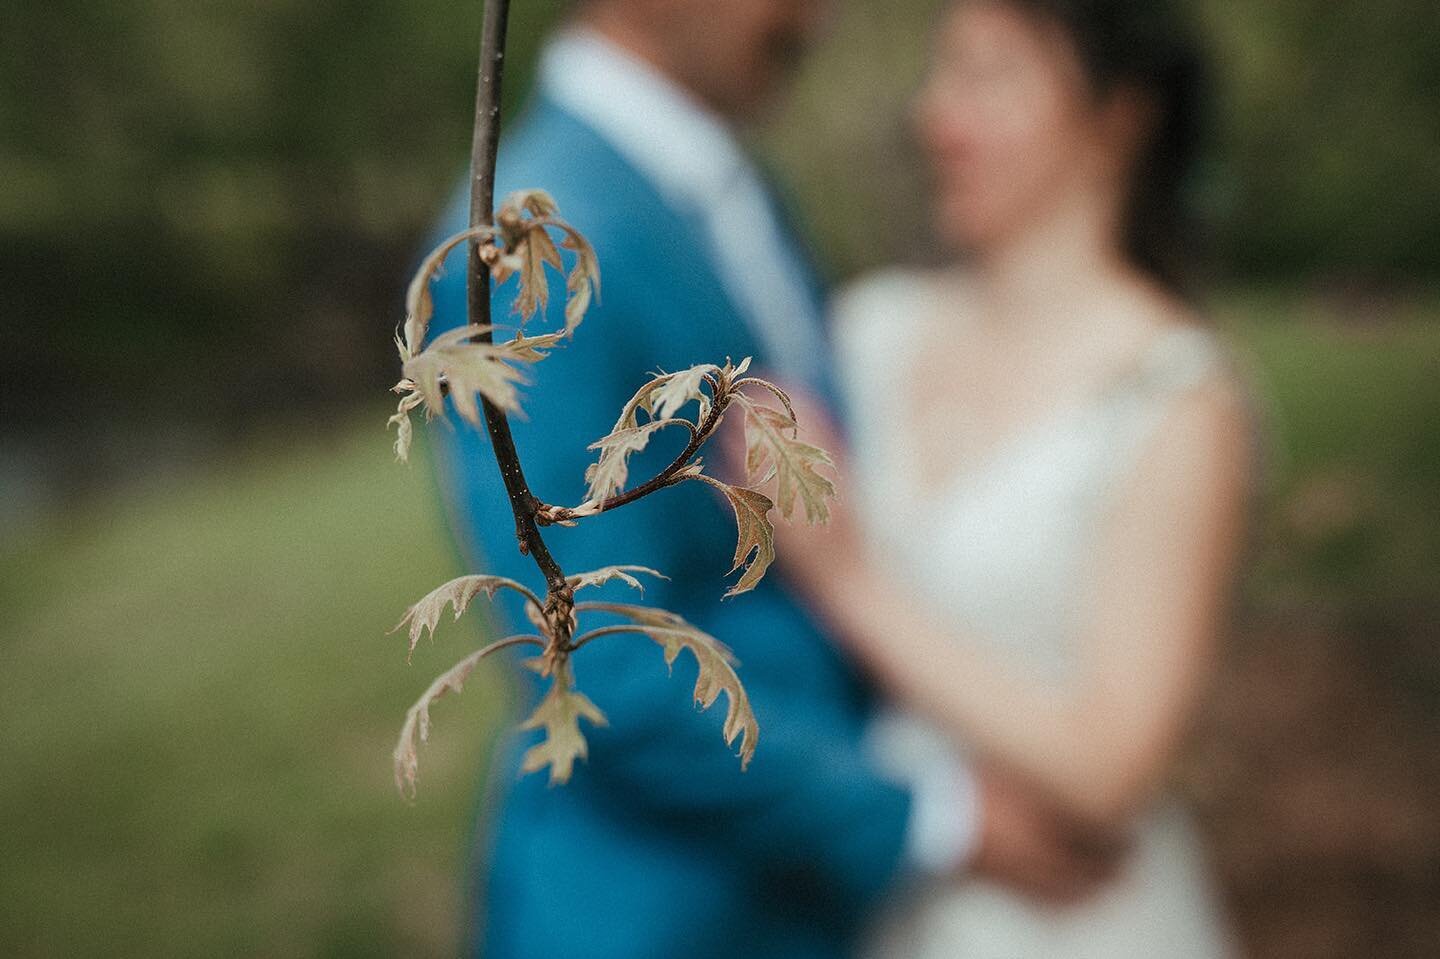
[914,2,1115,253]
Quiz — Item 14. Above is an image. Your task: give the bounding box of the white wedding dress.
[835,269,1238,959]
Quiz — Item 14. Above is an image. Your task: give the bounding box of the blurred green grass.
[0,293,1436,958]
[0,419,506,958]
[1223,291,1440,618]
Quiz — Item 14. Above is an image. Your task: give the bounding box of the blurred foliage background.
[1,0,1437,956]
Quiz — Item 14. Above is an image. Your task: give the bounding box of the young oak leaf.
[494,190,600,334]
[567,565,669,595]
[598,362,716,442]
[497,188,559,234]
[576,602,758,768]
[583,418,693,503]
[713,356,753,395]
[493,190,560,291]
[391,574,541,661]
[404,326,533,425]
[514,224,564,321]
[578,361,738,503]
[388,378,426,463]
[394,633,543,798]
[648,363,718,421]
[391,332,560,457]
[503,330,566,361]
[392,195,595,452]
[401,226,498,360]
[519,659,608,785]
[559,228,600,335]
[736,395,837,524]
[690,474,777,597]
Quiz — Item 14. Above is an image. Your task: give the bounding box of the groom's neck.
[568,9,738,122]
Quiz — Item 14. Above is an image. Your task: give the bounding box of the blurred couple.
[428,0,1253,957]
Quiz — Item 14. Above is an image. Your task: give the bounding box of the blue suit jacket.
[424,95,912,959]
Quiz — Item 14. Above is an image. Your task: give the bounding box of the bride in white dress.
[775,1,1252,955]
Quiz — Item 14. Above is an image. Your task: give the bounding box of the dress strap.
[1127,325,1227,401]
[1088,326,1232,505]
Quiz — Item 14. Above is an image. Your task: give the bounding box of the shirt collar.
[538,27,752,211]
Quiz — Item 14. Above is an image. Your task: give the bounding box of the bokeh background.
[2,0,1438,955]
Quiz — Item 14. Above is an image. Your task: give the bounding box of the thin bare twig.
[462,0,570,600]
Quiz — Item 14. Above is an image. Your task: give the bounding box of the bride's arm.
[787,380,1252,830]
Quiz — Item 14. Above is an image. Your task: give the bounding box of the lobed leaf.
[559,228,600,335]
[648,363,718,422]
[690,474,777,597]
[403,326,553,425]
[583,418,693,504]
[519,659,608,785]
[494,190,600,334]
[394,634,543,799]
[579,361,738,503]
[503,330,565,361]
[392,192,598,458]
[736,394,837,524]
[567,565,668,595]
[576,603,758,769]
[497,189,559,234]
[387,379,426,463]
[391,574,541,661]
[515,224,564,321]
[713,356,753,394]
[401,226,498,360]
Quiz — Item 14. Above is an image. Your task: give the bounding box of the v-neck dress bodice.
[835,268,1238,959]
[840,269,1227,682]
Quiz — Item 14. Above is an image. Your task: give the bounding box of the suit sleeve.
[425,227,915,912]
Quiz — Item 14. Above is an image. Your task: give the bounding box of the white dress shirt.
[538,27,978,877]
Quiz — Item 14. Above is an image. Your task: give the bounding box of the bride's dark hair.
[1002,0,1212,297]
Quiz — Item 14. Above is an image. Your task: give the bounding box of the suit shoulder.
[497,102,649,214]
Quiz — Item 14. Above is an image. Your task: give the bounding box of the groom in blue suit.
[423,1,1110,956]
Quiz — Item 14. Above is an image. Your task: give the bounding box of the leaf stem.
[540,397,733,524]
[476,633,548,656]
[568,624,648,651]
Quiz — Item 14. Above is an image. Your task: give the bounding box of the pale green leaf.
[391,574,541,661]
[560,227,600,335]
[576,603,758,769]
[513,224,563,322]
[393,634,542,798]
[737,395,838,524]
[649,363,718,421]
[583,418,692,503]
[519,659,608,785]
[567,565,668,595]
[401,226,497,360]
[387,380,426,463]
[403,326,530,424]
